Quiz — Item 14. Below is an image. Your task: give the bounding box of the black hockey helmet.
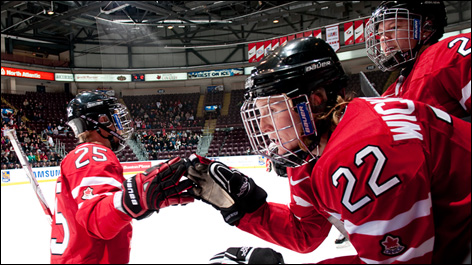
[241,37,348,167]
[366,1,447,71]
[66,91,133,152]
[245,37,347,106]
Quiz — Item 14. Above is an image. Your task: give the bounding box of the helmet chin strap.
[96,127,120,151]
[80,115,125,151]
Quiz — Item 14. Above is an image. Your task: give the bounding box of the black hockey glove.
[122,157,194,220]
[186,154,267,225]
[210,247,284,264]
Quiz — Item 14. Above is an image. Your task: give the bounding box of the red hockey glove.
[186,154,267,225]
[122,157,194,220]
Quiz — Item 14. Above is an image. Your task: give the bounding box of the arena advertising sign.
[187,68,244,79]
[75,74,131,82]
[1,66,54,81]
[145,72,187,81]
[55,73,74,82]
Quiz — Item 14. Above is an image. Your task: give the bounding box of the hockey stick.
[5,129,53,224]
[359,71,381,97]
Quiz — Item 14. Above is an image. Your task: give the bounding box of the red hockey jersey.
[50,142,132,264]
[238,97,471,263]
[382,33,471,118]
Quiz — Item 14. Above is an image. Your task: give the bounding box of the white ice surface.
[1,167,356,264]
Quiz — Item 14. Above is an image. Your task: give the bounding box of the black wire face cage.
[240,93,318,168]
[365,7,422,72]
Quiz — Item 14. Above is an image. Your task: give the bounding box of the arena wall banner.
[1,156,266,186]
[313,29,322,39]
[256,41,264,62]
[145,73,187,81]
[187,68,244,79]
[326,24,340,52]
[248,43,256,63]
[304,30,313,37]
[75,74,131,82]
[355,19,365,43]
[279,36,288,47]
[1,66,55,81]
[344,22,354,45]
[272,38,280,50]
[55,73,74,82]
[264,40,272,56]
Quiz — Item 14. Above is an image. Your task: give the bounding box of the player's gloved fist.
[210,247,284,264]
[186,154,267,225]
[122,157,194,220]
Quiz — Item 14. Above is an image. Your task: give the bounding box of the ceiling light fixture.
[47,1,54,15]
[273,19,279,24]
[167,25,174,30]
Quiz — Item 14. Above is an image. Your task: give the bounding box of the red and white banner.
[287,35,295,41]
[1,67,55,81]
[248,43,256,62]
[256,41,265,62]
[304,30,313,37]
[355,20,365,43]
[326,25,340,52]
[272,38,280,50]
[264,40,272,56]
[313,29,322,39]
[296,33,304,39]
[279,36,288,46]
[344,22,354,45]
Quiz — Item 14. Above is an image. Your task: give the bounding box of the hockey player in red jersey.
[365,1,471,120]
[51,91,193,263]
[185,37,471,263]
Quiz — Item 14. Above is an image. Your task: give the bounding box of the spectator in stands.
[1,123,9,137]
[23,98,30,110]
[1,153,9,165]
[16,108,24,124]
[39,150,48,162]
[23,133,31,145]
[27,151,37,163]
[7,151,19,166]
[47,123,54,134]
[47,135,54,147]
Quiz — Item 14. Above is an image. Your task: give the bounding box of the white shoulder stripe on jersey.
[72,177,122,199]
[360,236,434,264]
[460,80,471,111]
[345,193,432,236]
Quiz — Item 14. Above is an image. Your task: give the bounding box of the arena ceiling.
[1,1,471,63]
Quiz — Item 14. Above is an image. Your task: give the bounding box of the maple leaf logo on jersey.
[82,187,94,200]
[380,235,405,256]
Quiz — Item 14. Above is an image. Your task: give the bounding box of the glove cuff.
[241,178,267,213]
[221,178,267,225]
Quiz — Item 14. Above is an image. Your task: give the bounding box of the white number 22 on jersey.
[332,145,401,213]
